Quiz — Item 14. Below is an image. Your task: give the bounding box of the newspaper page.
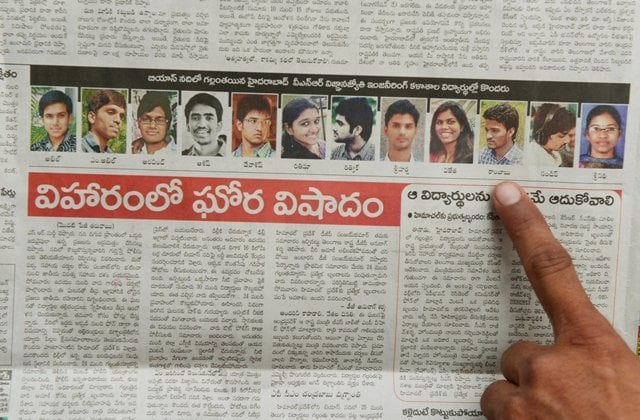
[1,1,639,419]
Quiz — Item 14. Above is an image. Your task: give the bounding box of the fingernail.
[494,182,522,206]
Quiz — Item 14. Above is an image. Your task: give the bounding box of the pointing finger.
[492,182,609,342]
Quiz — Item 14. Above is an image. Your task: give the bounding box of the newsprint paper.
[1,1,639,419]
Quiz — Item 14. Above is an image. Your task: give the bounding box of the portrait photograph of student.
[478,101,526,165]
[525,102,577,167]
[280,95,328,160]
[80,88,127,153]
[181,91,228,157]
[579,103,627,169]
[330,96,377,161]
[30,87,77,152]
[130,90,178,155]
[378,98,424,162]
[231,93,277,158]
[428,99,475,164]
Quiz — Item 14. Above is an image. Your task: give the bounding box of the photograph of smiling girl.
[428,98,475,164]
[280,95,328,160]
[579,103,627,169]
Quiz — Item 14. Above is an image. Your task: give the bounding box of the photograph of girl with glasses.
[579,104,627,169]
[131,90,178,155]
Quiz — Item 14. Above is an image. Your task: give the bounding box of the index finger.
[492,182,607,341]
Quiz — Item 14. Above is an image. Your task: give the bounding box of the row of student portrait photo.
[30,86,627,169]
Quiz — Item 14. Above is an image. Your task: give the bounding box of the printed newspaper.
[1,1,639,419]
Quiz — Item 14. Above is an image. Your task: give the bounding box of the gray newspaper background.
[1,1,639,419]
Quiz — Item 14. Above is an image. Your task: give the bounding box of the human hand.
[481,182,640,419]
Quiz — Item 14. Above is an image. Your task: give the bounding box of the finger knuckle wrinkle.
[525,353,558,382]
[525,244,573,279]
